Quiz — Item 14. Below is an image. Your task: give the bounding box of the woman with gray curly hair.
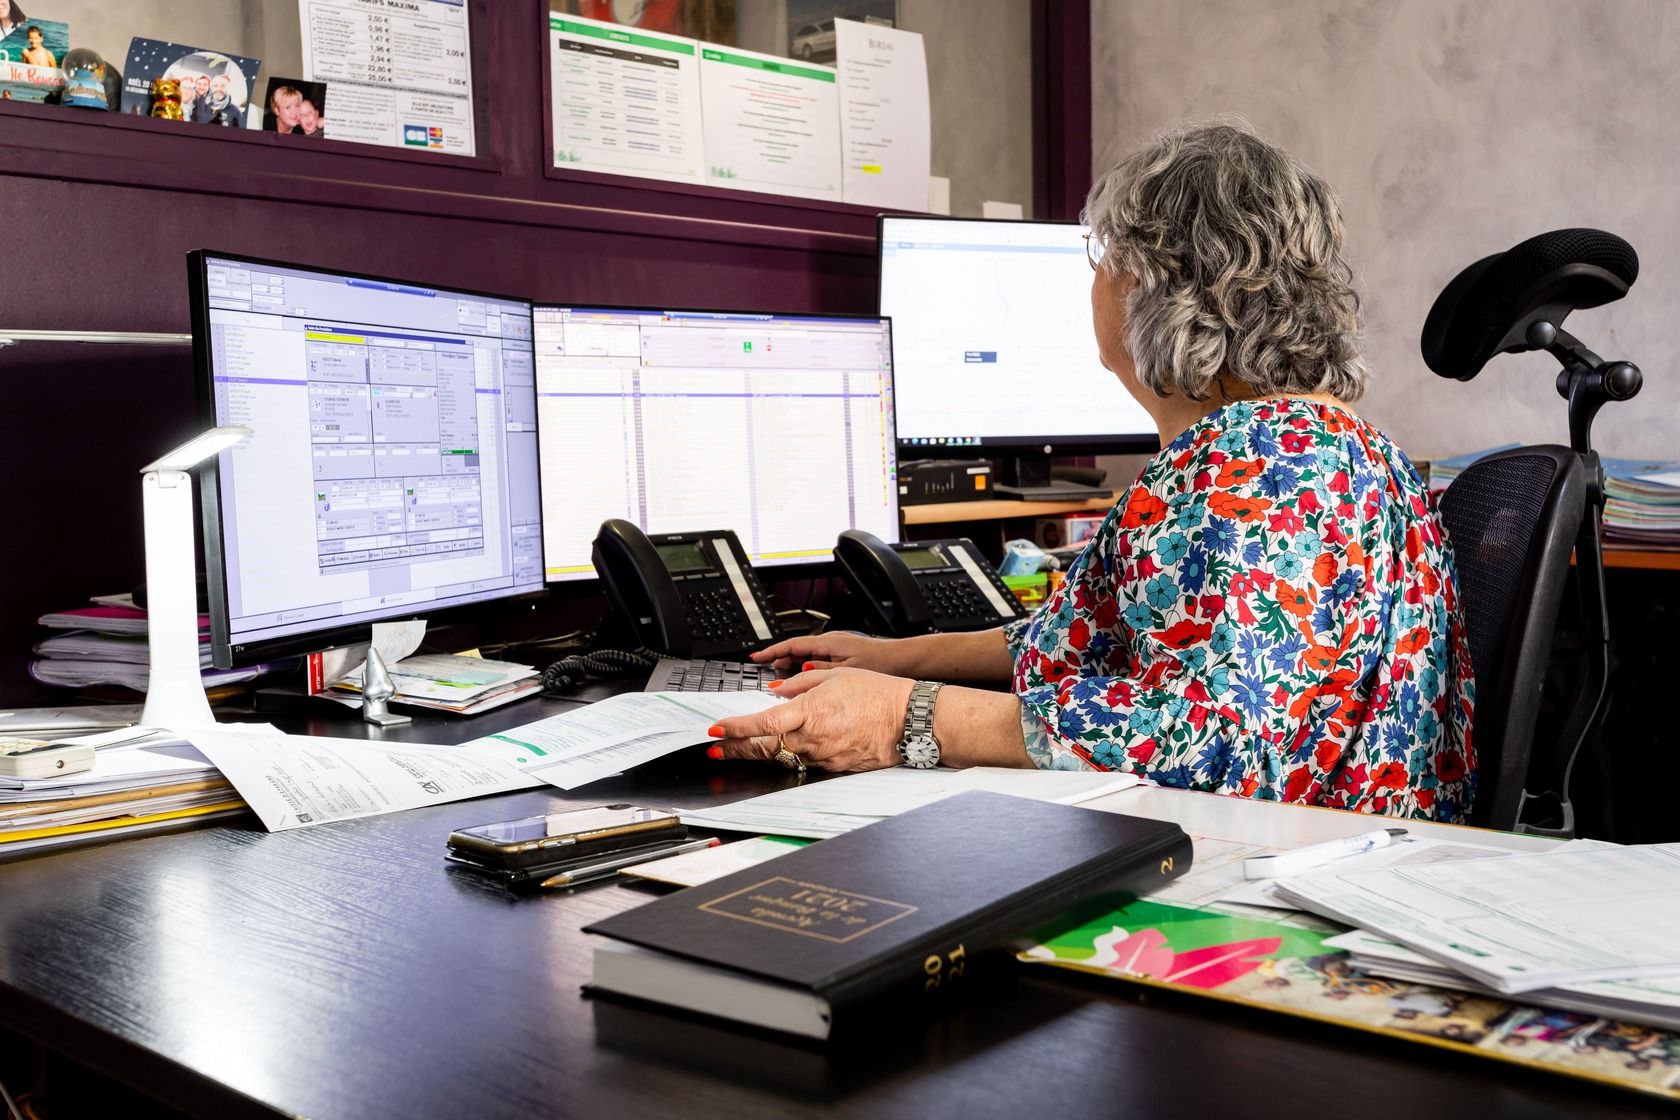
[712,123,1476,824]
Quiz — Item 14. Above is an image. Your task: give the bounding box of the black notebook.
[584,790,1192,1039]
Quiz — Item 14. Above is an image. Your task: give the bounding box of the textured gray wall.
[1091,0,1680,461]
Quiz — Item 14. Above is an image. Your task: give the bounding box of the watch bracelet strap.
[904,680,943,738]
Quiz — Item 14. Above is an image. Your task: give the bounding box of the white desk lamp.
[139,426,251,730]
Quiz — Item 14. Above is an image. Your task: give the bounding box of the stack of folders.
[586,791,1192,1040]
[0,733,248,856]
[326,652,542,715]
[1275,843,1680,1029]
[1429,447,1680,549]
[32,595,273,693]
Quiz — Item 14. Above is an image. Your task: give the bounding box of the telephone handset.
[591,519,782,659]
[835,530,1028,638]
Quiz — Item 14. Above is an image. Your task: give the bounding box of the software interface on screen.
[535,308,900,582]
[879,217,1155,447]
[202,257,543,651]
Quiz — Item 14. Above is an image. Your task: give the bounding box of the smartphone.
[446,804,684,871]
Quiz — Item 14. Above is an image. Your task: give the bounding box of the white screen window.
[203,257,543,654]
[536,308,900,582]
[879,217,1154,446]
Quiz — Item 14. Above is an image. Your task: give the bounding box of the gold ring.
[774,735,805,772]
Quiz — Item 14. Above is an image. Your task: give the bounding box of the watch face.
[900,735,940,769]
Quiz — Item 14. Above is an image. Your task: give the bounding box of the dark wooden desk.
[0,695,1668,1119]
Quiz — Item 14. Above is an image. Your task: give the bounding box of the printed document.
[549,14,705,183]
[463,691,780,791]
[835,20,929,210]
[184,728,538,831]
[678,766,1138,839]
[301,0,476,155]
[1276,842,1680,993]
[699,44,841,200]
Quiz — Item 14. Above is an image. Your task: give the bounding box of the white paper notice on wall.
[299,0,476,157]
[982,201,1025,220]
[699,44,842,201]
[549,14,706,184]
[835,19,931,211]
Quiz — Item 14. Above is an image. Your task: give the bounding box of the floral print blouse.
[1006,399,1476,823]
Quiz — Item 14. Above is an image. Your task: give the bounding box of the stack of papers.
[0,733,247,856]
[678,766,1140,839]
[329,653,542,715]
[1430,447,1680,549]
[1274,843,1680,1003]
[32,595,279,693]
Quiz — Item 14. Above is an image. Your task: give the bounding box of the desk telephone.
[592,520,783,659]
[590,520,1026,659]
[835,530,1027,637]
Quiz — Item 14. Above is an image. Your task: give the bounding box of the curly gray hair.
[1083,122,1367,401]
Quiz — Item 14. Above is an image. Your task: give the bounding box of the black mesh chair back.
[1437,446,1585,829]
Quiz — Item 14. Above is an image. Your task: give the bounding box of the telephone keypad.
[683,582,753,645]
[922,573,998,627]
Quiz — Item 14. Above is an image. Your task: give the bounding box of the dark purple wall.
[0,0,1091,706]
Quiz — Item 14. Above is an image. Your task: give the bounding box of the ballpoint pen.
[1241,827,1408,879]
[539,836,721,889]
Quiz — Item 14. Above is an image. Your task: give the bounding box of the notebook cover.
[1021,898,1680,1102]
[586,790,1191,1022]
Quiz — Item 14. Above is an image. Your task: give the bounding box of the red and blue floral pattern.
[1007,399,1476,822]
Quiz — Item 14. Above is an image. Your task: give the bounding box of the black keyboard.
[643,657,779,693]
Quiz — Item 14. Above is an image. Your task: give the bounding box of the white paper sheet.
[677,766,1139,840]
[1276,842,1680,993]
[834,20,929,210]
[621,836,805,887]
[1215,835,1517,910]
[548,13,706,184]
[184,729,538,832]
[464,691,781,791]
[300,0,476,156]
[699,44,841,200]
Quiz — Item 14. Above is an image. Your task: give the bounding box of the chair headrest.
[1420,228,1638,381]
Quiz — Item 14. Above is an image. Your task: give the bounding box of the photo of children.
[262,77,327,139]
[119,38,261,127]
[0,15,67,103]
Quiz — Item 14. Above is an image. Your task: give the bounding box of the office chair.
[1437,447,1584,829]
[1421,228,1643,835]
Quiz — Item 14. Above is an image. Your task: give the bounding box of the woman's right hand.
[750,632,911,676]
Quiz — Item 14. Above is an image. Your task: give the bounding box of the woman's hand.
[750,632,910,676]
[709,668,912,773]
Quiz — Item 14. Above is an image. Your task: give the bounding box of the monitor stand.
[993,455,1113,503]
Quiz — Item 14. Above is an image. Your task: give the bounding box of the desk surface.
[0,695,1665,1119]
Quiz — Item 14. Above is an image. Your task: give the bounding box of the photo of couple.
[263,77,327,138]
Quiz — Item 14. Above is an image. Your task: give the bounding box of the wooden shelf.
[1598,546,1680,572]
[902,497,1117,525]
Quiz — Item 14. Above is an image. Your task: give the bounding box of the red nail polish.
[767,679,783,689]
[706,724,725,738]
[802,662,815,672]
[705,745,725,760]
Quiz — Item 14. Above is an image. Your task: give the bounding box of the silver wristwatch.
[897,680,944,769]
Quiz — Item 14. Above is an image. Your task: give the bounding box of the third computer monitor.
[534,306,900,583]
[878,215,1156,453]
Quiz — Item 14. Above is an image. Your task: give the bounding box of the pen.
[1241,827,1408,880]
[539,837,721,889]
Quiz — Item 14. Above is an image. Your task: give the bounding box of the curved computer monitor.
[191,251,545,668]
[533,304,901,583]
[877,215,1159,479]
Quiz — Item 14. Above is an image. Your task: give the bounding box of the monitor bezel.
[875,213,1161,458]
[189,249,547,670]
[530,300,902,586]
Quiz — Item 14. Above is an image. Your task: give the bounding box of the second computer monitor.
[878,215,1157,453]
[535,306,900,582]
